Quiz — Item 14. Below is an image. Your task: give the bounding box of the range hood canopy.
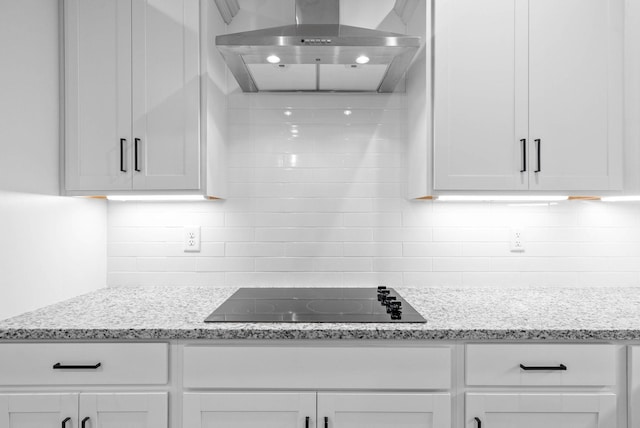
[215,0,421,93]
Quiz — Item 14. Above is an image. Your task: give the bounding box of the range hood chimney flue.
[215,0,420,93]
[295,0,339,25]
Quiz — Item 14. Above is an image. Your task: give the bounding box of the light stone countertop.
[0,286,639,341]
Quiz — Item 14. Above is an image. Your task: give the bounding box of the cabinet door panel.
[528,0,623,191]
[433,0,528,190]
[318,393,451,428]
[0,393,77,428]
[65,0,132,191]
[466,393,616,428]
[183,392,316,428]
[132,0,200,190]
[79,392,167,428]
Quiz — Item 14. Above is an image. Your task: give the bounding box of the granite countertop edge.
[1,328,639,341]
[1,286,640,341]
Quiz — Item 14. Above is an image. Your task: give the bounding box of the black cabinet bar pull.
[534,138,541,172]
[120,138,127,172]
[81,417,90,428]
[53,362,102,369]
[305,416,309,428]
[134,138,141,172]
[520,363,567,371]
[325,416,329,428]
[474,417,482,428]
[62,417,71,428]
[520,138,527,172]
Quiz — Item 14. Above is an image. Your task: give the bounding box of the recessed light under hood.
[215,0,421,93]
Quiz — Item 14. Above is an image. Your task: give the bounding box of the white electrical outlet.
[183,226,201,252]
[510,228,525,252]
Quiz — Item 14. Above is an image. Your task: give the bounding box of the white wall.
[107,92,640,288]
[0,0,107,319]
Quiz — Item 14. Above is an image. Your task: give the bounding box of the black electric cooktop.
[204,287,426,323]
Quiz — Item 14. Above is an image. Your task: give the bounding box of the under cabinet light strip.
[601,196,640,202]
[106,195,208,201]
[436,195,568,202]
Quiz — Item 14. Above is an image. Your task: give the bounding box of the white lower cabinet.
[465,344,618,428]
[182,345,453,428]
[183,392,451,428]
[466,393,616,428]
[0,392,167,428]
[318,392,451,428]
[183,392,315,428]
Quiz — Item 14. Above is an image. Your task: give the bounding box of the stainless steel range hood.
[215,0,420,92]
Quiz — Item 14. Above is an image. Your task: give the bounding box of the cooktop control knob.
[377,288,390,301]
[390,310,402,320]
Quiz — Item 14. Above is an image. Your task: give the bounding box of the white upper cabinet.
[65,0,200,193]
[433,0,623,192]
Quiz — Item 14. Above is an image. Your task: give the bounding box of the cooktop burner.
[204,287,426,323]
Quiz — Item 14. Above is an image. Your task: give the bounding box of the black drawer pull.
[324,416,329,428]
[474,417,482,428]
[134,138,141,172]
[120,138,127,172]
[53,362,102,369]
[519,138,527,172]
[62,417,71,428]
[534,138,541,172]
[82,416,90,428]
[520,363,567,371]
[305,416,309,428]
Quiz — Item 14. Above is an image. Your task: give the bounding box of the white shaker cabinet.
[0,343,169,428]
[466,393,616,428]
[317,392,451,428]
[183,392,316,428]
[0,393,167,428]
[64,0,200,193]
[465,344,618,428]
[433,0,623,192]
[183,392,450,428]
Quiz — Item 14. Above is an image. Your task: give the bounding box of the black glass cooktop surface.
[204,287,426,323]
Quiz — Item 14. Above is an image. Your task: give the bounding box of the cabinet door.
[79,393,167,428]
[65,0,133,191]
[466,393,616,428]
[317,392,451,428]
[630,347,640,428]
[0,393,77,428]
[433,0,528,191]
[131,0,200,190]
[182,392,316,428]
[528,0,623,191]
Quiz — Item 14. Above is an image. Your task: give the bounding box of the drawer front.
[0,343,168,385]
[466,344,616,386]
[183,346,451,389]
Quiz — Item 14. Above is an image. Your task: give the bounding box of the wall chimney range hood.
[215,0,420,92]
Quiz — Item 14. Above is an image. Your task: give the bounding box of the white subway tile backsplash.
[255,228,373,242]
[226,243,285,257]
[285,243,344,257]
[313,258,372,272]
[373,257,433,272]
[343,243,403,257]
[254,258,315,272]
[107,93,640,288]
[196,257,255,272]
